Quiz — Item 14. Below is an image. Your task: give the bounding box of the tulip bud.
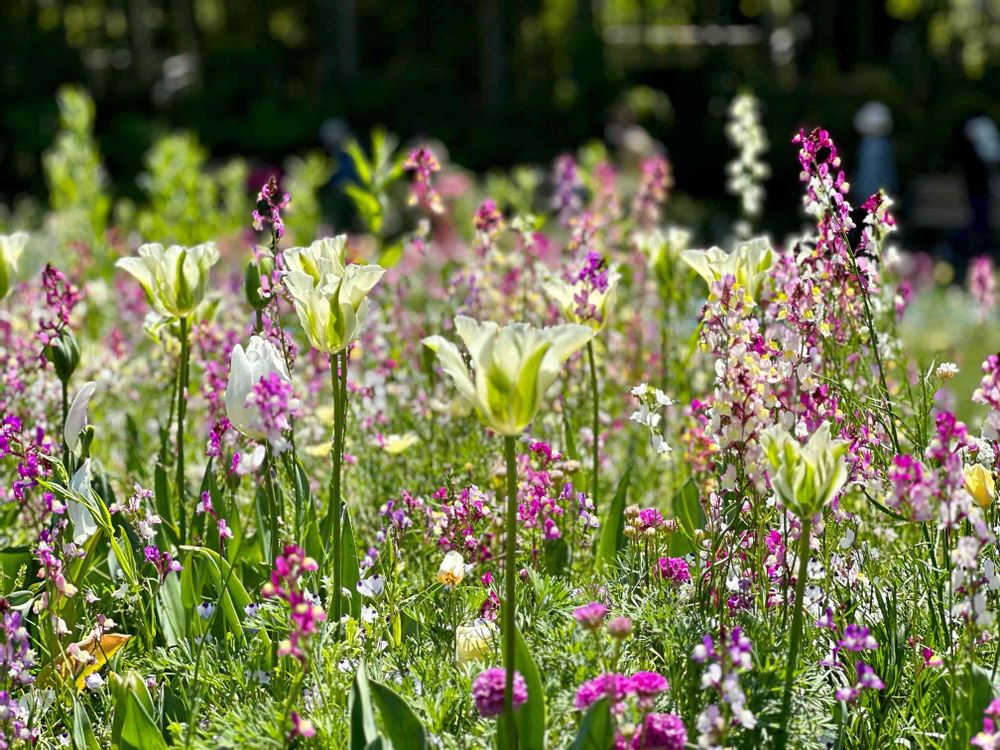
[245,261,265,310]
[965,463,996,509]
[456,620,497,665]
[45,329,80,383]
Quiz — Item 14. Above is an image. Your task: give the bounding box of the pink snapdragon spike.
[404,147,443,214]
[969,256,996,320]
[261,545,325,664]
[632,155,673,228]
[552,153,582,226]
[251,175,290,239]
[472,667,527,718]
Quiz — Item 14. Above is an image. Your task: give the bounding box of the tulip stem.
[325,350,347,630]
[586,340,600,512]
[60,379,69,472]
[777,516,812,750]
[176,315,190,540]
[502,434,518,750]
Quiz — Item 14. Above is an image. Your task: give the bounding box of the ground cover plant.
[2,87,1000,749]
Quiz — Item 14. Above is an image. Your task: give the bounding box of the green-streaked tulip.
[423,315,594,436]
[284,251,385,354]
[115,242,219,319]
[283,236,347,285]
[681,236,775,300]
[542,266,620,331]
[0,232,30,300]
[760,421,849,519]
[637,226,692,279]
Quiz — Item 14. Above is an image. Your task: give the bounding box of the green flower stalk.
[284,236,384,626]
[761,421,849,749]
[117,242,218,537]
[423,315,592,740]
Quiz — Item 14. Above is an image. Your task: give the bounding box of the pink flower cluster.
[472,667,527,718]
[251,175,289,239]
[404,147,443,215]
[261,545,325,664]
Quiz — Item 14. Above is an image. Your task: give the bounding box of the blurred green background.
[0,0,997,246]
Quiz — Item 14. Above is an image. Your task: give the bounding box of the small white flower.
[935,362,959,380]
[84,673,105,691]
[197,601,216,619]
[357,574,385,598]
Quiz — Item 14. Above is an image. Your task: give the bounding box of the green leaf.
[499,627,546,750]
[369,679,429,750]
[71,695,101,750]
[350,661,378,750]
[569,698,614,750]
[342,507,362,620]
[669,479,703,555]
[378,242,404,269]
[153,463,176,544]
[110,671,168,750]
[595,469,631,572]
[156,571,188,647]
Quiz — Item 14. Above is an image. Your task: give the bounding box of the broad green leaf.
[110,671,167,750]
[499,627,546,750]
[369,679,429,749]
[342,507,362,620]
[669,479,703,555]
[156,571,188,646]
[569,698,614,750]
[71,695,101,750]
[595,469,631,572]
[350,661,377,750]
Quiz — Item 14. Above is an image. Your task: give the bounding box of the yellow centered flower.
[681,236,775,301]
[965,463,996,509]
[437,550,466,586]
[116,242,219,320]
[0,232,30,300]
[760,421,850,519]
[423,316,593,436]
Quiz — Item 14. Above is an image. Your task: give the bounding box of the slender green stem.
[777,517,812,750]
[586,340,600,513]
[60,379,69,471]
[502,434,518,750]
[263,445,280,562]
[176,315,190,540]
[325,351,346,629]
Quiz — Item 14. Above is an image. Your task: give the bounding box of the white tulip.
[115,242,219,319]
[224,336,291,441]
[681,236,775,301]
[64,381,97,453]
[437,550,466,586]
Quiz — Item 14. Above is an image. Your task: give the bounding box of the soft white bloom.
[437,550,465,586]
[224,336,291,441]
[456,620,498,665]
[84,673,105,691]
[725,92,770,219]
[636,226,691,279]
[423,315,593,436]
[0,232,30,300]
[357,574,385,598]
[64,381,97,453]
[935,362,959,380]
[681,236,776,300]
[115,242,219,319]
[197,602,216,619]
[284,235,385,354]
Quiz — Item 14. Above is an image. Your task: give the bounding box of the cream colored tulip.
[284,238,384,354]
[456,620,497,665]
[224,336,291,441]
[681,236,775,300]
[0,232,30,300]
[116,242,219,319]
[423,316,593,436]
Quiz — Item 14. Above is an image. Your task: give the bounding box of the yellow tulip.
[965,463,996,509]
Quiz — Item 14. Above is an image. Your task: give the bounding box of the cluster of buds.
[623,505,679,541]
